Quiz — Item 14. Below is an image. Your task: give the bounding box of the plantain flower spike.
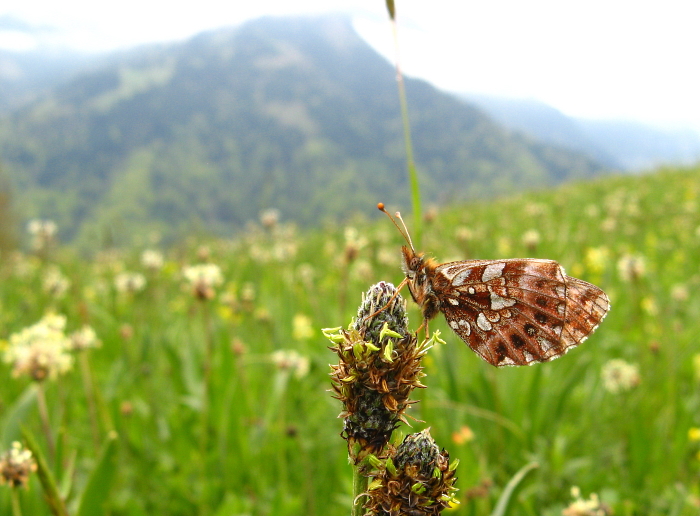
[364,428,459,515]
[326,282,428,463]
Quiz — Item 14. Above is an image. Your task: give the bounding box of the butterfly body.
[400,244,610,367]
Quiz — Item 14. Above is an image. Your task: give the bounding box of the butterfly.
[377,203,610,367]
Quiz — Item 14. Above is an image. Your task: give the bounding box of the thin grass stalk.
[199,299,214,516]
[34,384,54,463]
[387,4,423,245]
[78,350,100,453]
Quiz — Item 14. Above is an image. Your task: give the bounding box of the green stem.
[351,462,369,516]
[199,300,214,516]
[79,351,101,453]
[389,16,422,246]
[10,489,22,516]
[35,383,55,464]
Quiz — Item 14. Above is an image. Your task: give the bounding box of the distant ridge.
[0,15,605,245]
[463,94,700,170]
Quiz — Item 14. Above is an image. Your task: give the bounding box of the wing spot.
[536,296,548,307]
[449,320,459,330]
[448,298,459,305]
[524,323,537,336]
[535,312,547,324]
[482,262,505,283]
[476,312,492,331]
[490,292,517,310]
[452,270,470,286]
[510,333,526,348]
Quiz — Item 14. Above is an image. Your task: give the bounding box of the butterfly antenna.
[377,203,414,251]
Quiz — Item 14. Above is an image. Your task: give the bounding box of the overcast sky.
[2,0,699,131]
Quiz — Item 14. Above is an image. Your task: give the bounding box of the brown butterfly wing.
[433,259,610,367]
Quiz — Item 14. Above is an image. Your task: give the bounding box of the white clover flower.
[343,226,367,262]
[27,219,58,251]
[271,350,310,379]
[114,271,147,294]
[140,249,164,271]
[0,441,37,489]
[69,325,101,351]
[27,219,57,238]
[4,314,73,381]
[617,254,646,282]
[601,359,640,394]
[562,486,610,516]
[183,263,223,300]
[42,266,70,298]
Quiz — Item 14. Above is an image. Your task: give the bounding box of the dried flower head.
[183,263,223,300]
[0,441,37,489]
[601,358,640,394]
[364,429,459,515]
[4,314,73,381]
[325,282,430,462]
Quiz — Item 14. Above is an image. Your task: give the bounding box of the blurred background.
[1,1,700,515]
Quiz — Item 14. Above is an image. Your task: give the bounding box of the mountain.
[463,94,700,170]
[0,15,95,113]
[0,15,606,246]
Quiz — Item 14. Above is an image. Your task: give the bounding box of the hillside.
[0,15,605,245]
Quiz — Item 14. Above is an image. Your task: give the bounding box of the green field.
[2,165,700,515]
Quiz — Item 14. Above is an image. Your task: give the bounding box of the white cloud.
[2,0,699,130]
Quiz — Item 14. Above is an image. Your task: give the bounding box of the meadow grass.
[2,164,700,515]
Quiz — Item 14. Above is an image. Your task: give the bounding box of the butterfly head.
[378,203,441,321]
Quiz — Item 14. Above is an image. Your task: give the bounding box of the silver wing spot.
[482,262,505,282]
[476,312,492,331]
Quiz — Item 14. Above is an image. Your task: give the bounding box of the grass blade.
[75,431,119,516]
[490,461,539,516]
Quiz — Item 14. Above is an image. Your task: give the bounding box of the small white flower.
[601,359,640,394]
[114,271,147,293]
[183,263,223,299]
[42,266,70,298]
[271,350,310,379]
[141,249,164,271]
[69,325,101,351]
[617,254,646,282]
[4,314,73,381]
[0,441,37,488]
